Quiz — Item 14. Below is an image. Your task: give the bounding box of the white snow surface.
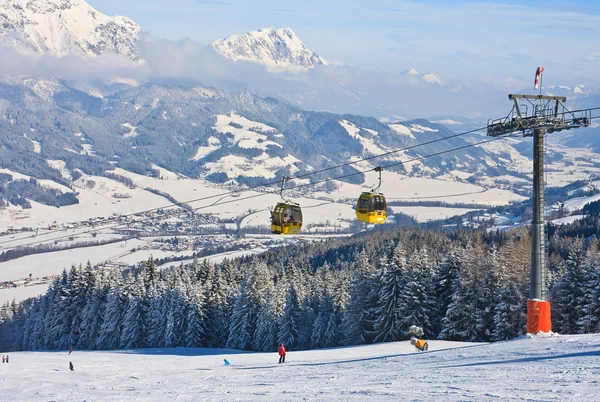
[0,0,141,59]
[211,27,327,70]
[3,334,600,401]
[563,193,600,212]
[339,120,386,155]
[0,283,49,304]
[551,215,585,225]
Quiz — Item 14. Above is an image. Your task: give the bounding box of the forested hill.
[1,226,599,352]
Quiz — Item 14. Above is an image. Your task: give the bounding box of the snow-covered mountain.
[0,0,141,59]
[211,27,327,70]
[401,67,442,85]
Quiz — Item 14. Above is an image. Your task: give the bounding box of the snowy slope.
[0,0,141,59]
[211,27,327,70]
[2,334,600,401]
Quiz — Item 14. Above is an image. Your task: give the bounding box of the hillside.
[2,334,599,401]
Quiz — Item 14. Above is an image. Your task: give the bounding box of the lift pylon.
[487,69,594,334]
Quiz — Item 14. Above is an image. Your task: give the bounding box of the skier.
[1,355,4,363]
[223,359,231,366]
[5,355,7,363]
[69,362,74,371]
[68,347,73,355]
[278,343,286,364]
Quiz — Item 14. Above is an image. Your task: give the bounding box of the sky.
[87,0,600,83]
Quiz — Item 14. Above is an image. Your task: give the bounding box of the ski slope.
[2,334,600,401]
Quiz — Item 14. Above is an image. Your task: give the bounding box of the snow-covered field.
[0,239,145,282]
[0,284,49,305]
[2,334,600,401]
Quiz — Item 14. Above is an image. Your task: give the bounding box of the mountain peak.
[0,0,141,59]
[211,27,327,70]
[401,67,442,85]
[403,67,420,75]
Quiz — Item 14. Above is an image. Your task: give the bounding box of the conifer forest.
[1,226,600,353]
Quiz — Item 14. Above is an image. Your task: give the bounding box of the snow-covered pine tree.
[164,282,187,348]
[120,281,146,349]
[396,246,433,338]
[311,291,334,349]
[185,284,206,347]
[253,287,280,352]
[375,250,406,342]
[439,267,480,341]
[78,275,108,349]
[278,284,301,349]
[432,249,463,336]
[491,282,526,341]
[551,240,588,334]
[226,261,271,350]
[577,246,600,333]
[96,285,123,350]
[341,250,378,345]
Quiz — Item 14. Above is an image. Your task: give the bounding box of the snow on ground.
[3,334,600,401]
[122,123,139,138]
[0,173,169,231]
[390,206,479,222]
[114,249,197,266]
[0,168,71,193]
[24,134,41,153]
[241,201,356,231]
[46,160,72,181]
[159,249,268,270]
[0,283,49,305]
[214,113,282,150]
[339,120,386,155]
[191,136,221,160]
[551,215,585,225]
[388,123,415,139]
[563,194,600,212]
[433,119,462,125]
[0,239,146,282]
[317,173,525,207]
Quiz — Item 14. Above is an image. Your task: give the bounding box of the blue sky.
[88,0,600,82]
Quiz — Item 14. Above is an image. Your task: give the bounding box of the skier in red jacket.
[278,344,286,364]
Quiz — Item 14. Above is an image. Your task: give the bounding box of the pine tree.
[551,240,588,334]
[185,285,206,347]
[492,282,526,341]
[341,251,378,345]
[577,250,600,333]
[120,281,146,349]
[439,270,480,342]
[432,249,462,336]
[226,261,272,350]
[278,284,301,349]
[375,252,405,343]
[97,286,123,350]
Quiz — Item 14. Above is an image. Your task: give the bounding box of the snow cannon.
[409,325,429,352]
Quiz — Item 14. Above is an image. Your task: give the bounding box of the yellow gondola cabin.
[356,192,387,224]
[271,203,303,234]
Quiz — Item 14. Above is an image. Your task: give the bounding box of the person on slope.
[69,361,74,371]
[278,344,286,364]
[1,355,4,363]
[68,347,73,355]
[223,359,231,365]
[5,355,7,363]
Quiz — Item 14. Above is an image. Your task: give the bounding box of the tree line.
[1,227,599,353]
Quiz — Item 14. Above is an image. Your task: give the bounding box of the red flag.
[534,67,545,90]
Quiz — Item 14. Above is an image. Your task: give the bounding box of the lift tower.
[487,80,592,334]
